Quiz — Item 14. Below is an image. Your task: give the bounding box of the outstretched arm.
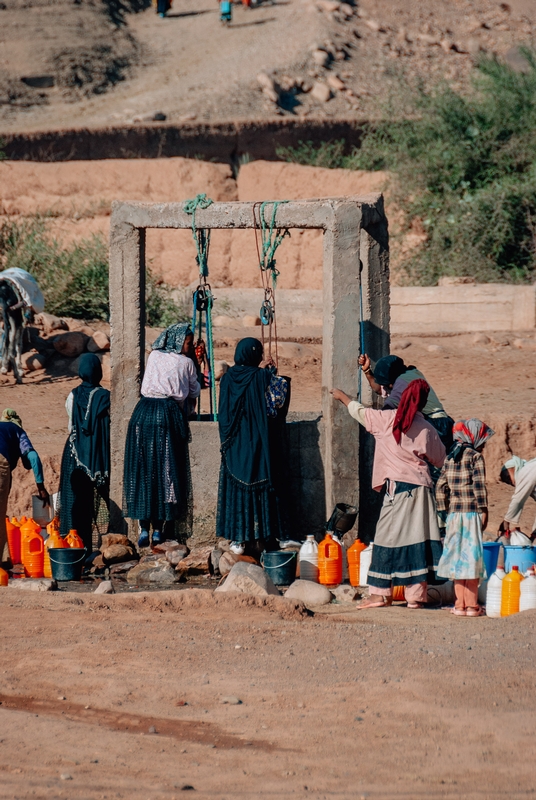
[359,354,382,395]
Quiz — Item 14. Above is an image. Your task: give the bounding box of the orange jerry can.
[0,567,8,586]
[44,521,66,579]
[347,538,366,587]
[318,533,343,586]
[66,529,84,548]
[20,518,44,578]
[6,517,22,565]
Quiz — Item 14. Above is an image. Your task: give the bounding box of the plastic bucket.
[504,545,536,575]
[49,547,87,581]
[483,542,501,577]
[261,550,297,585]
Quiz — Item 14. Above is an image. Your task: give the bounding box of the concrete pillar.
[109,220,146,529]
[321,201,363,516]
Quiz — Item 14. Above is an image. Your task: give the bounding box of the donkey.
[0,279,24,383]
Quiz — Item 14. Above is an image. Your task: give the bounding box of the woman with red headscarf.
[332,379,446,609]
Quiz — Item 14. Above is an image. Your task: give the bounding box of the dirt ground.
[0,588,535,799]
[1,0,535,131]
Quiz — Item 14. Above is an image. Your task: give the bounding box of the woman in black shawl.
[59,353,110,549]
[216,337,289,550]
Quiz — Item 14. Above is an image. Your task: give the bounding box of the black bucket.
[326,503,358,534]
[261,550,297,586]
[49,547,87,581]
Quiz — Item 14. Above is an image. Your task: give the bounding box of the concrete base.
[187,414,326,548]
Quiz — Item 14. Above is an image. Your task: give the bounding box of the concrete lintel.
[110,196,383,233]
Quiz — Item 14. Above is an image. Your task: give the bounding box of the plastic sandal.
[466,606,485,617]
[450,608,466,616]
[407,602,424,609]
[151,530,163,546]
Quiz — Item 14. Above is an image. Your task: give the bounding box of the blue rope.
[358,280,364,402]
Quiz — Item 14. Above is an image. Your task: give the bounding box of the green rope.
[259,200,290,288]
[184,193,213,278]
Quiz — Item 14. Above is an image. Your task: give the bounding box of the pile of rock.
[89,533,138,573]
[21,312,110,379]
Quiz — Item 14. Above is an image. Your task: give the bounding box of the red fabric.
[392,379,430,444]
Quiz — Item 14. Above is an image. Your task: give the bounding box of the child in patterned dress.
[436,418,494,616]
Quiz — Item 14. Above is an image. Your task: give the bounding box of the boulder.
[284,579,332,606]
[317,0,339,11]
[312,49,330,67]
[87,331,110,352]
[21,351,46,371]
[331,584,359,603]
[35,312,68,335]
[327,74,345,91]
[53,332,87,358]
[218,551,258,576]
[127,559,179,585]
[94,580,114,594]
[165,547,189,566]
[151,540,184,553]
[100,533,131,549]
[177,545,213,574]
[472,333,491,345]
[215,562,280,596]
[8,578,57,592]
[109,560,139,575]
[256,72,276,91]
[311,82,331,103]
[102,543,137,564]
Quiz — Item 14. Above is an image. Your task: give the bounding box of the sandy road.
[0,590,535,799]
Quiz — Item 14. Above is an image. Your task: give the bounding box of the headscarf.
[1,408,22,427]
[392,379,430,444]
[151,323,191,354]
[448,418,495,462]
[234,337,263,367]
[69,353,110,483]
[218,337,272,487]
[374,355,409,387]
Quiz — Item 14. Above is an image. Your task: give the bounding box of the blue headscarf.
[374,355,408,387]
[152,323,192,354]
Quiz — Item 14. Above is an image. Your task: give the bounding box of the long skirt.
[367,482,442,590]
[59,442,109,551]
[123,397,191,522]
[216,463,284,543]
[437,511,485,580]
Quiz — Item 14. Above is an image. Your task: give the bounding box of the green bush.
[278,49,536,284]
[0,217,187,325]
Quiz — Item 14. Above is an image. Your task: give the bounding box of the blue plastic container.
[483,542,501,577]
[504,545,536,575]
[261,550,297,586]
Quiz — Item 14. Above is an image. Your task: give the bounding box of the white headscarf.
[503,455,536,476]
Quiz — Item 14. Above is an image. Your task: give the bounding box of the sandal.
[450,608,466,616]
[407,602,424,609]
[466,606,485,617]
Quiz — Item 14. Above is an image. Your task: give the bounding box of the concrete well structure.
[109,197,389,543]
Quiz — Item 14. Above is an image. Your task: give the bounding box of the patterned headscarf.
[448,418,494,461]
[392,379,430,444]
[0,408,22,427]
[151,323,192,354]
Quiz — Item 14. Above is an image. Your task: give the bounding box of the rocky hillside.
[0,0,534,132]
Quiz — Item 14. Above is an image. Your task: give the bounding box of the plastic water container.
[43,523,65,579]
[0,567,8,586]
[519,571,536,612]
[299,536,319,582]
[501,566,523,616]
[20,518,44,579]
[483,542,501,577]
[347,538,366,587]
[32,495,53,530]
[359,544,373,587]
[318,533,342,586]
[66,529,84,548]
[504,546,536,574]
[485,568,505,617]
[6,517,21,565]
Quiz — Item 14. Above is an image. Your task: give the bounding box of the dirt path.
[0,589,534,799]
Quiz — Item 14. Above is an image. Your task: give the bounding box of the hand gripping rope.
[184,194,218,421]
